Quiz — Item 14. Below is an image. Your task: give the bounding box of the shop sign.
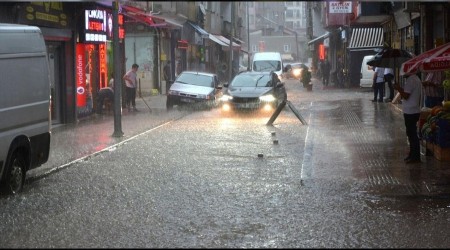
[17,2,71,28]
[81,9,107,43]
[329,1,352,14]
[177,40,188,49]
[99,43,108,88]
[319,44,325,60]
[106,12,125,40]
[76,43,86,107]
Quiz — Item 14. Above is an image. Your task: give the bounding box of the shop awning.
[208,34,229,46]
[122,5,166,27]
[187,21,209,38]
[348,27,384,51]
[307,32,330,45]
[215,35,240,50]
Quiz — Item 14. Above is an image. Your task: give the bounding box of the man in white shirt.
[372,67,385,102]
[123,63,139,112]
[393,73,422,163]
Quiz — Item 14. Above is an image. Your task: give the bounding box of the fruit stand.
[419,71,450,161]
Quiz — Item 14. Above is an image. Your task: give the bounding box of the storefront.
[76,7,125,118]
[5,2,77,124]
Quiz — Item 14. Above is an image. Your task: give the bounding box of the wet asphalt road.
[1,78,450,248]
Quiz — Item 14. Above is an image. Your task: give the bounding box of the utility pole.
[228,2,234,83]
[247,2,250,69]
[112,0,124,137]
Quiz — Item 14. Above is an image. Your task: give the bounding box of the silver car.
[166,71,223,110]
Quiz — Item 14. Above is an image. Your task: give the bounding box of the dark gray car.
[219,71,287,114]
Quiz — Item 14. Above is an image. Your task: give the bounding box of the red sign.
[177,40,188,49]
[99,43,107,88]
[319,44,325,60]
[76,43,86,107]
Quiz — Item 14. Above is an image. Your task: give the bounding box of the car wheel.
[166,98,174,110]
[1,151,26,195]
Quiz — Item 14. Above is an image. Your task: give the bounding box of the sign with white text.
[329,1,352,14]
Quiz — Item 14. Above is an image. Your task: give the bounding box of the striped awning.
[348,27,384,51]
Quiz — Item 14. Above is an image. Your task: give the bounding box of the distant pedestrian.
[164,60,172,94]
[372,67,385,102]
[123,63,139,112]
[163,60,171,81]
[393,73,422,164]
[384,67,394,101]
[109,72,115,89]
[321,59,331,88]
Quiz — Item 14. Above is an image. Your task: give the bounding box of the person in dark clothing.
[384,68,395,101]
[96,86,114,114]
[163,60,171,81]
[321,59,331,87]
[163,60,172,94]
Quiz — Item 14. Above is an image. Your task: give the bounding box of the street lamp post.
[112,0,123,137]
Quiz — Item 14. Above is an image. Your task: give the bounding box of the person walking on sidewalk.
[321,59,331,88]
[163,60,172,94]
[123,63,139,112]
[384,67,395,102]
[372,67,385,102]
[394,73,422,164]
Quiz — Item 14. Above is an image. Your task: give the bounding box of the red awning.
[121,5,165,27]
[401,42,450,75]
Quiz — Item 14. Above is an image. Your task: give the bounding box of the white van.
[0,24,51,194]
[360,55,375,88]
[251,52,285,82]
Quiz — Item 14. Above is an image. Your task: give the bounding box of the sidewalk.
[26,94,187,181]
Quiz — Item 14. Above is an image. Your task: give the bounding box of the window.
[252,45,258,52]
[284,45,290,52]
[286,10,294,18]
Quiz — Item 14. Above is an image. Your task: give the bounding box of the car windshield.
[176,73,213,87]
[253,60,281,72]
[231,74,272,87]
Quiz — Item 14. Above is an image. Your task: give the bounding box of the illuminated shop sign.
[82,9,107,43]
[106,13,125,40]
[76,43,86,107]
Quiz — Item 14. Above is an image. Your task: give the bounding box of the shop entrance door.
[47,42,62,125]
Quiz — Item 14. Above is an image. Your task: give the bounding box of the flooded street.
[1,78,450,248]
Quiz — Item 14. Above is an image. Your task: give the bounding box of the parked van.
[251,52,285,82]
[0,24,51,194]
[360,55,375,88]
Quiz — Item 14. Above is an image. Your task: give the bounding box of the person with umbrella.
[393,72,422,164]
[372,66,385,102]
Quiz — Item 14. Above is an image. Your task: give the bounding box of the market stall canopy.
[400,42,450,75]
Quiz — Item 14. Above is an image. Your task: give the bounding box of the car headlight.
[197,94,207,99]
[293,69,301,76]
[220,94,233,102]
[259,94,276,102]
[168,90,179,95]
